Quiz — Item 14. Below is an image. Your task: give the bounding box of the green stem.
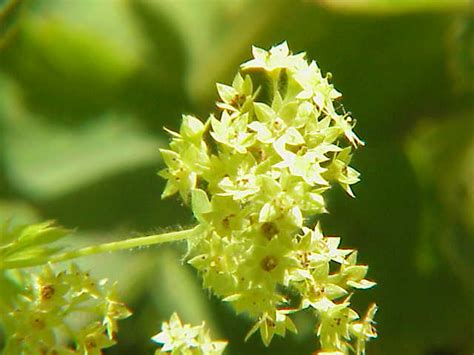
[2,225,203,270]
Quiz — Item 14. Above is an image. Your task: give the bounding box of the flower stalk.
[1,225,204,270]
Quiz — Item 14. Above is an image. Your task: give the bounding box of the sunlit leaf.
[1,87,162,200]
[4,116,162,200]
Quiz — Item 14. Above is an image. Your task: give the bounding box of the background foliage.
[0,0,472,354]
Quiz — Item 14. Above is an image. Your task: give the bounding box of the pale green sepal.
[254,102,275,122]
[216,83,238,103]
[191,189,212,224]
[347,279,377,289]
[324,284,349,299]
[180,115,206,140]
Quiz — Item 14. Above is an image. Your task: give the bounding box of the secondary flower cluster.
[160,42,377,353]
[2,264,131,354]
[152,313,227,354]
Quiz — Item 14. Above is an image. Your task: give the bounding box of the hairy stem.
[2,225,203,270]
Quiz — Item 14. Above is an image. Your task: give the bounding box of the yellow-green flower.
[160,42,376,353]
[152,313,227,355]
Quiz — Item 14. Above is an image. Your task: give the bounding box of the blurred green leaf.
[0,16,137,121]
[128,0,186,92]
[36,0,144,59]
[0,221,69,269]
[1,86,163,200]
[407,113,474,235]
[0,200,39,225]
[406,113,474,292]
[140,0,286,105]
[3,114,162,200]
[449,14,474,94]
[318,0,469,14]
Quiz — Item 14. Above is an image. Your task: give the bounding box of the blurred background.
[0,0,472,354]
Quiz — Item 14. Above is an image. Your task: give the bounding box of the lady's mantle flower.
[3,264,131,354]
[241,41,306,72]
[160,42,376,353]
[216,72,255,114]
[159,114,210,203]
[152,313,227,355]
[210,111,255,154]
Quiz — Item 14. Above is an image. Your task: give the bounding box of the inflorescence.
[2,264,131,354]
[159,42,377,353]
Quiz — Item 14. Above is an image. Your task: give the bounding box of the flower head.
[160,43,376,353]
[3,264,131,354]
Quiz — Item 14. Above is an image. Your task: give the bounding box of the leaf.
[406,113,474,288]
[406,113,474,234]
[127,0,186,90]
[0,15,138,120]
[191,189,212,224]
[138,0,286,104]
[317,0,469,14]
[0,221,69,269]
[2,89,162,200]
[36,0,144,58]
[449,15,474,94]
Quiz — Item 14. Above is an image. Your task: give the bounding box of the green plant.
[0,42,376,354]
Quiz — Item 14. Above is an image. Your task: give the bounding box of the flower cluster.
[152,313,227,355]
[2,264,131,354]
[159,42,377,353]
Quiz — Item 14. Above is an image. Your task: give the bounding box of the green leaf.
[318,0,469,14]
[138,0,286,104]
[15,221,69,246]
[127,0,186,90]
[0,221,69,269]
[0,16,137,120]
[191,189,212,224]
[406,113,474,289]
[2,90,162,200]
[406,113,474,234]
[449,15,473,94]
